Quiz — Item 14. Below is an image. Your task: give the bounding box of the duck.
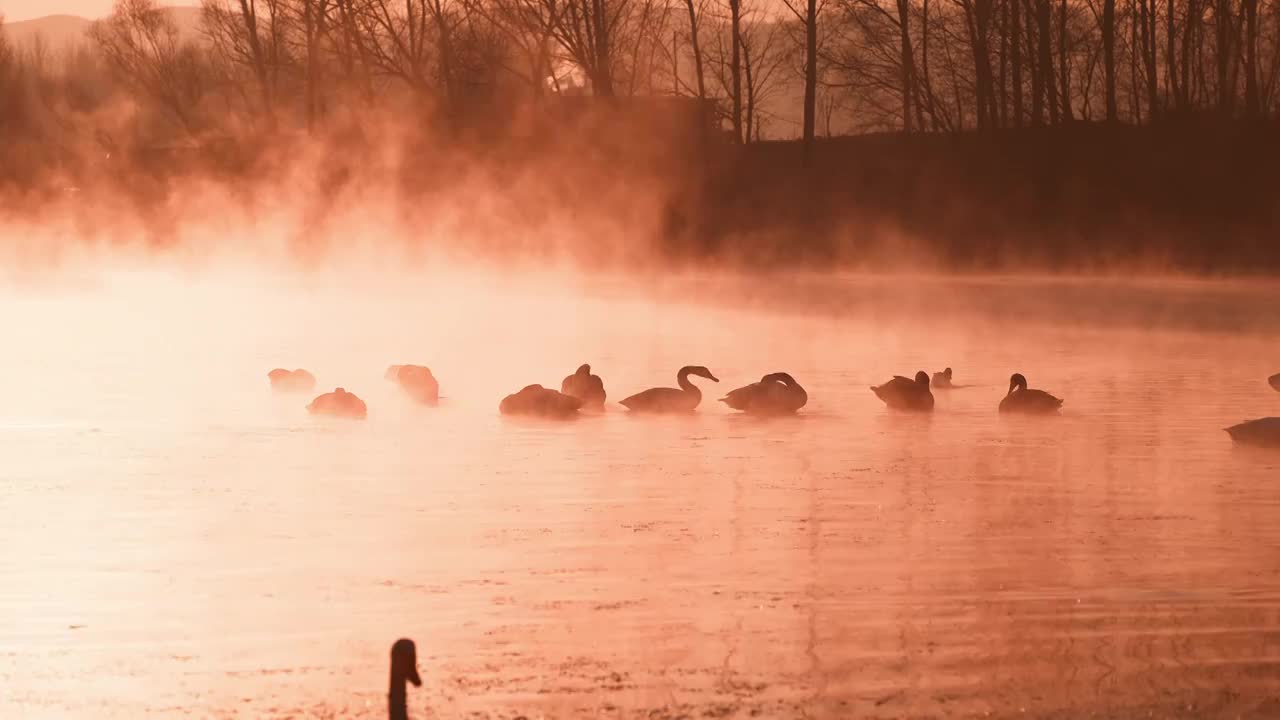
[268,368,316,393]
[998,373,1063,414]
[561,364,606,409]
[1269,373,1280,392]
[871,371,934,411]
[620,366,719,413]
[388,638,422,720]
[1225,418,1280,448]
[499,384,582,418]
[720,372,808,415]
[932,367,954,389]
[387,364,439,405]
[306,387,368,419]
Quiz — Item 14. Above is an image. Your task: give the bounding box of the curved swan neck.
[677,367,697,393]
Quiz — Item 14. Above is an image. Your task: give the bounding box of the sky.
[2,1,196,22]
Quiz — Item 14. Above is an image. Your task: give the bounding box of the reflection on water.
[1,269,1279,719]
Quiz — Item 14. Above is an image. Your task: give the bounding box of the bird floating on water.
[1225,417,1280,448]
[998,373,1063,414]
[499,384,583,418]
[268,368,316,393]
[386,364,439,405]
[561,364,607,409]
[307,387,368,419]
[1269,373,1280,392]
[871,371,934,411]
[721,372,808,415]
[388,638,422,720]
[932,367,954,389]
[620,366,719,413]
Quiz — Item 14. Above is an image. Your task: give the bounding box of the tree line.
[1,0,1277,166]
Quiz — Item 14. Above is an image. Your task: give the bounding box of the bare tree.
[90,0,210,131]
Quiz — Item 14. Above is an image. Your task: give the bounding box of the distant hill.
[2,7,203,51]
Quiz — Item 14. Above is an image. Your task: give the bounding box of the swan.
[268,368,316,393]
[388,638,422,720]
[932,367,954,388]
[306,387,368,419]
[1269,373,1280,392]
[561,364,606,409]
[998,373,1064,414]
[499,384,582,418]
[1225,417,1280,448]
[387,364,439,405]
[620,366,719,413]
[871,371,934,411]
[720,372,808,415]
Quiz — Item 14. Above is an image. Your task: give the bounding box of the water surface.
[2,269,1278,719]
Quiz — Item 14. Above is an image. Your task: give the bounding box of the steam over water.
[2,267,1279,719]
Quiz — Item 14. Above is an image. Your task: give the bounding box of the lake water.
[2,266,1279,719]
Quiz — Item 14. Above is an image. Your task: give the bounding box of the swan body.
[499,384,582,418]
[1269,373,1280,392]
[999,373,1064,414]
[871,371,934,411]
[1225,417,1280,448]
[387,364,439,405]
[561,364,606,409]
[721,372,808,415]
[307,387,368,419]
[268,368,316,392]
[932,367,954,389]
[620,366,719,413]
[389,638,422,720]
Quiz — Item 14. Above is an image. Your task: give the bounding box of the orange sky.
[2,1,196,22]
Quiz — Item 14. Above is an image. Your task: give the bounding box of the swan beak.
[408,666,422,687]
[708,374,720,382]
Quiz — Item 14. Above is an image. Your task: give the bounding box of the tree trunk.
[592,0,614,96]
[1027,0,1044,124]
[1036,0,1057,122]
[1103,0,1116,119]
[1140,0,1158,117]
[1244,0,1259,114]
[1166,0,1180,109]
[683,0,707,100]
[729,0,743,141]
[1058,0,1071,120]
[922,0,937,129]
[999,0,1009,127]
[803,0,817,159]
[1215,0,1231,112]
[897,0,917,131]
[1012,0,1023,125]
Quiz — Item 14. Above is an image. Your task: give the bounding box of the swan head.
[576,364,592,375]
[943,367,953,379]
[390,638,421,687]
[763,372,796,385]
[1008,373,1028,394]
[685,366,719,383]
[914,371,930,387]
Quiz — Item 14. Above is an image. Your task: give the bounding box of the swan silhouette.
[932,367,954,389]
[1225,417,1280,448]
[871,371,934,411]
[998,373,1064,414]
[1269,373,1280,392]
[387,365,439,405]
[306,387,368,419]
[620,366,719,413]
[720,372,808,415]
[561,364,606,409]
[268,368,316,393]
[388,638,422,720]
[499,384,583,418]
